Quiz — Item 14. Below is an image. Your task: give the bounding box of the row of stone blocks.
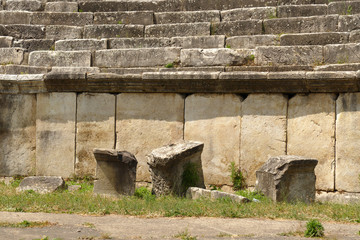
[0,0,342,13]
[1,92,360,193]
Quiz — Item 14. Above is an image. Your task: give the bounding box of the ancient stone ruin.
[147,141,205,196]
[256,156,318,203]
[93,148,138,196]
[0,0,360,202]
[17,176,65,194]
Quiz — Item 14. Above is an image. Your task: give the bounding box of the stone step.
[221,7,277,21]
[277,4,328,18]
[44,2,79,12]
[28,50,91,67]
[0,48,25,65]
[0,65,51,74]
[84,25,144,38]
[315,63,360,71]
[154,10,220,24]
[94,11,154,25]
[145,22,210,37]
[280,32,349,45]
[226,35,279,49]
[211,20,263,36]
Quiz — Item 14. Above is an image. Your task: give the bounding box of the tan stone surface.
[336,93,360,192]
[240,94,287,186]
[288,94,336,191]
[184,94,241,185]
[116,93,184,182]
[76,93,115,177]
[0,94,36,176]
[36,93,76,178]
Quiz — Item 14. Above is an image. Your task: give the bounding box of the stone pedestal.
[93,148,138,196]
[256,155,318,203]
[147,141,205,196]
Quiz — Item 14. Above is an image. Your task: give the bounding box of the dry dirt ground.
[0,211,359,240]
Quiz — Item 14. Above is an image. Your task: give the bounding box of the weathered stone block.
[76,94,115,177]
[0,36,12,47]
[154,11,220,24]
[287,94,336,191]
[147,141,205,196]
[13,39,54,52]
[6,0,42,11]
[30,12,93,26]
[336,93,360,192]
[280,33,349,46]
[328,1,360,15]
[241,94,287,186]
[187,187,250,203]
[0,11,30,24]
[0,94,36,176]
[109,37,171,49]
[339,15,360,32]
[256,155,318,203]
[212,20,262,36]
[324,43,360,64]
[94,48,180,68]
[29,51,91,67]
[182,0,277,11]
[350,30,360,43]
[116,93,184,182]
[255,46,323,66]
[55,39,107,51]
[221,7,276,21]
[36,93,76,178]
[145,23,209,38]
[17,176,65,194]
[45,2,78,12]
[46,26,83,40]
[93,149,138,196]
[94,11,153,25]
[171,36,225,49]
[277,4,327,18]
[84,25,144,39]
[0,48,24,65]
[2,25,46,39]
[4,65,50,74]
[226,35,278,49]
[184,94,241,185]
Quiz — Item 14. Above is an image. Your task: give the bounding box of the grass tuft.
[304,219,324,238]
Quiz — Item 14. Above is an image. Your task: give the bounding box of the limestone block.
[17,176,65,194]
[211,20,262,36]
[93,149,138,196]
[45,2,78,12]
[0,48,24,65]
[94,48,180,68]
[328,1,360,15]
[30,12,93,26]
[180,48,250,67]
[241,94,287,186]
[186,187,250,203]
[147,141,205,196]
[29,51,91,67]
[0,94,36,176]
[13,40,54,52]
[5,0,42,11]
[182,0,277,11]
[36,93,76,178]
[76,93,115,177]
[171,36,225,49]
[55,39,107,51]
[336,93,360,192]
[46,26,83,40]
[94,12,153,25]
[287,94,336,191]
[316,191,360,204]
[280,33,349,46]
[2,25,46,39]
[154,11,220,24]
[339,15,360,32]
[324,43,360,64]
[116,93,184,182]
[4,65,50,74]
[226,35,278,49]
[0,36,12,48]
[145,23,209,38]
[184,94,241,185]
[277,5,327,18]
[256,155,318,203]
[84,25,144,39]
[109,37,171,49]
[255,46,323,66]
[221,7,276,21]
[0,11,31,24]
[350,30,360,43]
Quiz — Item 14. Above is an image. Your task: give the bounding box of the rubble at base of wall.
[186,187,250,203]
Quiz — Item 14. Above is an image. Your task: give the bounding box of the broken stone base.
[256,155,318,203]
[147,141,205,196]
[17,176,65,194]
[186,187,250,203]
[93,148,138,196]
[316,191,360,204]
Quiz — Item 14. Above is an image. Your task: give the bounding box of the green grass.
[304,219,324,238]
[0,181,359,223]
[0,220,55,228]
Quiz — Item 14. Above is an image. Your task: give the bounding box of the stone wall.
[1,92,360,193]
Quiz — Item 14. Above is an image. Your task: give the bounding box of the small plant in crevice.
[117,20,123,24]
[165,62,174,68]
[304,219,324,238]
[226,44,231,49]
[229,162,246,191]
[346,5,353,15]
[181,162,200,193]
[174,229,197,240]
[209,184,221,191]
[243,54,256,66]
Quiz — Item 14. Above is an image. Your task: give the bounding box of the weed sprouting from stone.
[230,162,246,191]
[304,219,324,238]
[165,63,174,68]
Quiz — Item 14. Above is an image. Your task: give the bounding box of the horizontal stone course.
[0,11,31,24]
[0,48,24,65]
[212,20,262,36]
[55,39,107,51]
[221,7,276,21]
[328,1,360,15]
[226,35,278,48]
[324,43,360,64]
[154,11,220,24]
[13,39,54,52]
[277,4,328,18]
[45,2,78,12]
[94,12,153,25]
[280,32,349,46]
[46,26,83,40]
[145,23,210,38]
[84,25,144,38]
[29,50,91,67]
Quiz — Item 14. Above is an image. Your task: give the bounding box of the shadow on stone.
[93,148,137,196]
[147,141,205,196]
[256,155,318,203]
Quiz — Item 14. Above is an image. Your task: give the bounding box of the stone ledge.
[0,71,359,94]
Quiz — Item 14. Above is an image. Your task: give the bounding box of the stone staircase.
[0,0,359,93]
